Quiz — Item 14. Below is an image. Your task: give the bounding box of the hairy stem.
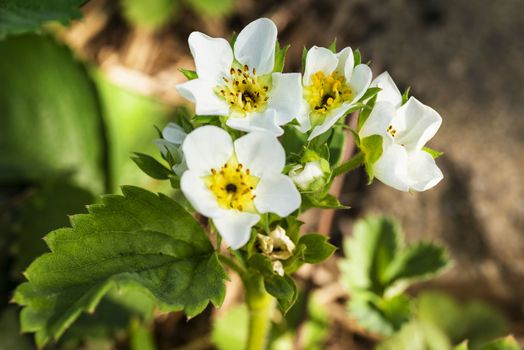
[245,274,273,350]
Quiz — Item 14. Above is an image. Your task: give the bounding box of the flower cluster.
[157,18,444,250]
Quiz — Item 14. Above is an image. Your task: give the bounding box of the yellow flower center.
[215,65,270,117]
[204,156,259,212]
[303,71,353,125]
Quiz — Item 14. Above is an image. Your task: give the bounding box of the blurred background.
[0,0,523,349]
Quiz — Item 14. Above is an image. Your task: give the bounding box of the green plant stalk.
[332,152,364,177]
[244,274,274,350]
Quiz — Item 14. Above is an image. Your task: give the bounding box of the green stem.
[332,152,364,177]
[244,275,273,350]
[218,255,245,275]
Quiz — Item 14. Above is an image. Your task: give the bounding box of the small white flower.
[359,71,443,192]
[180,126,301,249]
[154,123,188,176]
[289,161,325,190]
[272,260,285,276]
[176,18,302,136]
[297,46,372,140]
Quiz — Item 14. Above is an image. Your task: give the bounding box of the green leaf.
[14,186,227,346]
[423,147,444,159]
[377,319,451,350]
[273,42,289,73]
[361,135,383,182]
[212,304,248,350]
[178,67,198,80]
[348,293,411,336]
[328,127,346,166]
[481,336,521,350]
[0,0,86,39]
[353,48,361,66]
[340,216,402,293]
[0,34,107,194]
[383,242,449,285]
[121,0,178,28]
[298,234,336,264]
[264,274,298,313]
[454,341,470,350]
[186,0,234,16]
[131,152,172,180]
[328,38,337,52]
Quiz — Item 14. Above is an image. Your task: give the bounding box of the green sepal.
[454,341,470,350]
[353,48,362,66]
[13,186,227,346]
[358,87,382,103]
[273,41,289,73]
[298,234,336,264]
[360,135,384,182]
[423,147,444,159]
[264,274,298,313]
[301,46,308,72]
[193,115,221,126]
[358,94,377,131]
[303,193,349,210]
[328,38,337,53]
[131,152,172,179]
[179,68,198,80]
[401,86,411,105]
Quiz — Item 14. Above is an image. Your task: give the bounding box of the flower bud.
[289,160,326,191]
[154,123,188,176]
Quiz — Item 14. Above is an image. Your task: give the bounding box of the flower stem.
[332,152,364,177]
[244,274,273,350]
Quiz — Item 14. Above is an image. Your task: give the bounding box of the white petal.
[349,64,373,102]
[303,46,338,86]
[176,79,229,116]
[407,150,443,191]
[391,97,442,151]
[373,143,410,192]
[212,210,260,249]
[226,110,283,136]
[182,126,233,175]
[234,131,285,177]
[162,122,186,144]
[295,100,312,132]
[308,103,350,140]
[359,101,395,138]
[254,174,301,216]
[267,72,302,124]
[188,32,233,84]
[371,71,402,107]
[234,18,277,75]
[335,47,355,82]
[180,170,221,217]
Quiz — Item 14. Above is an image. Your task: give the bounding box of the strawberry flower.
[176,18,302,136]
[180,126,301,249]
[359,72,443,191]
[297,46,372,140]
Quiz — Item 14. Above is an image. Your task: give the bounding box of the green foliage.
[480,336,522,350]
[377,319,451,350]
[340,216,449,336]
[121,0,179,28]
[328,38,337,52]
[131,152,172,179]
[423,147,444,159]
[129,318,157,350]
[417,291,509,349]
[298,234,336,264]
[14,186,227,346]
[401,87,411,105]
[0,0,86,39]
[0,34,107,194]
[328,126,346,166]
[185,0,234,16]
[361,135,383,182]
[265,274,298,313]
[212,305,249,350]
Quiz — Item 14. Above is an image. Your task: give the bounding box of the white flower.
[154,122,188,176]
[359,72,443,192]
[180,126,301,249]
[297,46,372,140]
[289,161,325,190]
[176,18,302,136]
